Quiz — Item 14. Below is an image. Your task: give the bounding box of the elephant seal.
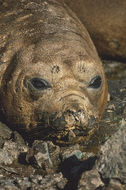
[0,0,108,142]
[63,0,126,61]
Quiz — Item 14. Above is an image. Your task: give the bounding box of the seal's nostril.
[65,108,85,120]
[66,109,76,115]
[78,109,84,114]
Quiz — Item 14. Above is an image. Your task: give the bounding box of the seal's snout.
[64,109,87,128]
[51,106,97,138]
[52,107,91,130]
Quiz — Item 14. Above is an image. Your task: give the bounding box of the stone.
[60,144,83,161]
[101,179,126,190]
[96,119,126,183]
[78,169,104,190]
[27,140,60,170]
[0,140,28,165]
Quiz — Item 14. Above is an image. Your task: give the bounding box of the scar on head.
[51,65,60,73]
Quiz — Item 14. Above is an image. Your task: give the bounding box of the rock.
[83,152,96,160]
[47,141,61,167]
[0,173,67,190]
[0,123,28,165]
[107,79,126,117]
[60,144,83,161]
[0,122,12,148]
[0,150,14,165]
[101,179,126,190]
[35,173,67,189]
[12,131,26,145]
[15,177,31,189]
[34,141,53,168]
[103,60,126,80]
[27,140,60,170]
[78,169,104,190]
[0,139,28,165]
[0,122,12,139]
[0,179,19,190]
[96,119,126,183]
[22,173,67,190]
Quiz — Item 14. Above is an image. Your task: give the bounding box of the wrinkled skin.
[0,0,108,142]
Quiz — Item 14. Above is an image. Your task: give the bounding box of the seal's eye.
[88,75,102,89]
[30,78,51,90]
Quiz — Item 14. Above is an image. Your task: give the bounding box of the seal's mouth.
[50,112,98,145]
[27,111,98,145]
[27,124,98,145]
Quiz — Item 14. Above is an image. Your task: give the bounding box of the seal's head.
[0,0,108,142]
[0,38,107,142]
